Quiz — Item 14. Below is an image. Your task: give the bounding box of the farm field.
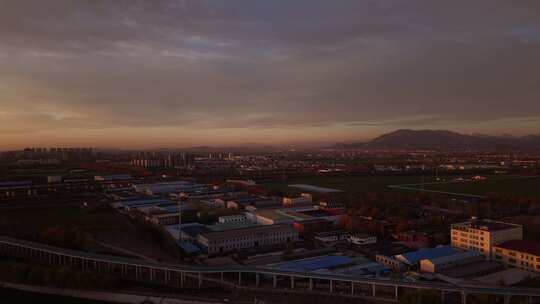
[420,176,540,198]
[263,175,445,195]
[264,175,540,198]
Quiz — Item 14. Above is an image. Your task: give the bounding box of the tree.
[400,289,442,304]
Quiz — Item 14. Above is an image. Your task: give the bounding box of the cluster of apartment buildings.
[1,174,134,199]
[130,152,195,169]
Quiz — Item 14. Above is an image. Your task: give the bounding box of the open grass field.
[420,176,540,198]
[263,175,443,195]
[264,175,540,198]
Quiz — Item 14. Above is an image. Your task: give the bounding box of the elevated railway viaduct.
[1,237,540,303]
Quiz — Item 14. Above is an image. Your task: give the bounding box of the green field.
[264,175,540,198]
[264,175,443,195]
[420,176,540,198]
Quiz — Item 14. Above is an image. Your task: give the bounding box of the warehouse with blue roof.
[270,255,355,272]
[395,246,457,267]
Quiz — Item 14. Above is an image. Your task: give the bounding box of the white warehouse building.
[197,224,299,255]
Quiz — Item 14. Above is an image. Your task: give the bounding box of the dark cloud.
[0,0,539,146]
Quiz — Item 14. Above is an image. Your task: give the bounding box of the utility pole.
[178,193,188,261]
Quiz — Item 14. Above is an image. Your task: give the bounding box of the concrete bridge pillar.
[350,282,354,295]
[372,284,376,297]
[290,276,295,289]
[198,273,202,288]
[461,292,467,304]
[309,278,313,291]
[330,280,333,293]
[504,295,511,304]
[238,272,242,286]
[441,290,445,303]
[273,275,277,288]
[256,273,260,287]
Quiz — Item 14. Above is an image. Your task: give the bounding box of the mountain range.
[336,129,540,151]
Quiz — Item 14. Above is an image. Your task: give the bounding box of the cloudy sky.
[1,0,540,149]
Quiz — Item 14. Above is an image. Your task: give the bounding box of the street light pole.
[178,193,188,250]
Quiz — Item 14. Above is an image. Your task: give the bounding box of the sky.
[1,0,540,149]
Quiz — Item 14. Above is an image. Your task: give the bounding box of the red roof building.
[493,240,540,273]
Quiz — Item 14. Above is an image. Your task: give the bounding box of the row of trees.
[0,261,119,290]
[400,289,496,304]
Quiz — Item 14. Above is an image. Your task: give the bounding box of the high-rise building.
[131,152,194,169]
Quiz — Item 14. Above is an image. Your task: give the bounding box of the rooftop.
[253,209,295,222]
[397,246,457,265]
[441,261,502,278]
[453,219,522,232]
[200,224,295,241]
[495,240,540,256]
[270,255,354,272]
[424,250,484,265]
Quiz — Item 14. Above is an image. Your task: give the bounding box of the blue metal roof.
[275,255,354,272]
[121,198,170,207]
[179,242,201,254]
[398,246,457,265]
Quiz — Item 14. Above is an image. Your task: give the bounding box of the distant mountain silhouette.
[336,129,540,151]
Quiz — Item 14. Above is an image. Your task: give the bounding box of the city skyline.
[1,0,540,149]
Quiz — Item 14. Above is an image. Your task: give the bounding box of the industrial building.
[314,230,351,244]
[269,255,355,273]
[419,251,485,273]
[394,246,457,268]
[248,207,344,226]
[197,224,299,255]
[141,206,181,226]
[293,219,333,236]
[218,213,250,224]
[283,193,313,207]
[349,233,377,246]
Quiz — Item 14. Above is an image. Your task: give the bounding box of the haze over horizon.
[1,0,540,150]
